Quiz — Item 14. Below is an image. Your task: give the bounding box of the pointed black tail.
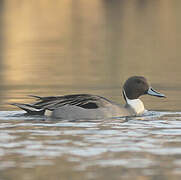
[10,103,45,115]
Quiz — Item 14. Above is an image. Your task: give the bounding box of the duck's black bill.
[147,87,166,98]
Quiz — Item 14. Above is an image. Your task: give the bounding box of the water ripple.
[0,110,181,177]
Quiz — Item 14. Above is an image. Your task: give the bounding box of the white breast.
[127,98,145,115]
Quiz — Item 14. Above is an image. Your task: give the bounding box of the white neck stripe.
[123,90,145,115]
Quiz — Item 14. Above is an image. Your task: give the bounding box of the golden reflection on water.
[0,1,181,107]
[0,0,180,111]
[2,0,181,87]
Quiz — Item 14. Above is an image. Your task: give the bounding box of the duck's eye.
[136,79,141,84]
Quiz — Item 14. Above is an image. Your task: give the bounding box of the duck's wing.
[10,94,113,114]
[33,94,112,110]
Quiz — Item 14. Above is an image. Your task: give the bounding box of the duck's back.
[39,94,131,119]
[11,94,131,119]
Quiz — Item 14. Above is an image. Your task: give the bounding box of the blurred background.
[0,0,181,111]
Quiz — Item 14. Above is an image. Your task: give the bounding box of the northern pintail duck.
[11,76,165,119]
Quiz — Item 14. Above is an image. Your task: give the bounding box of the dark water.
[0,0,181,179]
